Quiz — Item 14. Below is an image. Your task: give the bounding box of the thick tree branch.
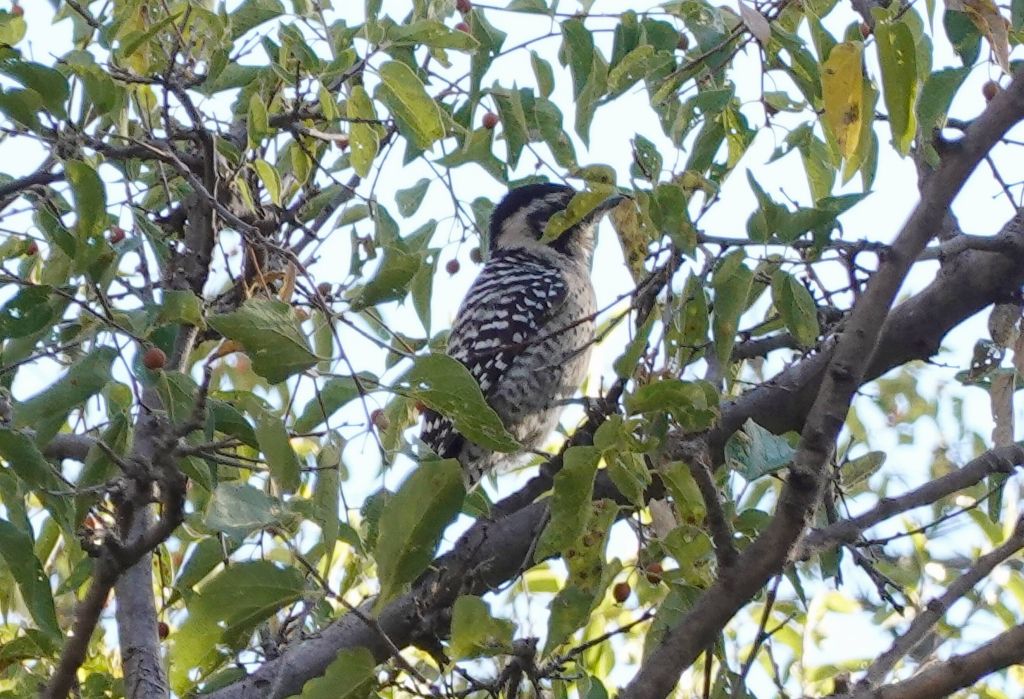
[622,67,1024,699]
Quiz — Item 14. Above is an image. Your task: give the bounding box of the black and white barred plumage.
[421,182,621,484]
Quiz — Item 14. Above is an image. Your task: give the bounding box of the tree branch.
[839,623,1024,699]
[622,66,1024,699]
[795,445,1024,558]
[858,516,1024,688]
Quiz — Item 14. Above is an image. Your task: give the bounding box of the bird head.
[488,182,622,264]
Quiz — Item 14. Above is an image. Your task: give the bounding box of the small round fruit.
[482,111,499,129]
[455,21,470,33]
[334,134,349,150]
[11,4,22,17]
[676,33,689,51]
[469,247,483,264]
[446,259,461,275]
[612,581,631,603]
[110,226,126,244]
[644,561,664,584]
[983,80,1000,102]
[456,0,472,13]
[24,241,38,255]
[316,281,332,298]
[142,347,167,371]
[858,22,871,39]
[157,621,170,640]
[371,408,390,431]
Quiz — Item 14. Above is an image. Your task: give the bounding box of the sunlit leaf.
[821,42,864,159]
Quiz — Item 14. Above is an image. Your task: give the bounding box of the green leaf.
[376,61,444,150]
[205,483,284,540]
[608,44,654,93]
[629,134,663,182]
[0,428,60,491]
[65,160,106,240]
[0,61,69,118]
[625,379,718,431]
[395,178,431,217]
[491,87,530,168]
[374,459,465,607]
[711,250,754,365]
[247,93,269,147]
[348,85,379,177]
[313,433,342,552]
[350,248,422,309]
[253,405,301,493]
[916,66,970,165]
[400,353,519,453]
[531,51,555,97]
[229,0,285,40]
[171,561,305,690]
[297,648,377,698]
[918,67,969,131]
[294,374,373,433]
[842,450,886,488]
[0,12,26,46]
[607,452,651,507]
[725,419,796,480]
[561,19,595,99]
[544,585,593,654]
[449,596,515,659]
[0,520,59,639]
[536,446,601,561]
[551,500,618,650]
[208,298,318,384]
[388,20,479,51]
[0,286,55,339]
[210,399,259,448]
[119,12,183,60]
[875,18,918,155]
[944,10,981,66]
[614,309,656,379]
[254,159,281,206]
[155,289,205,329]
[771,271,820,346]
[661,461,706,522]
[15,347,116,445]
[0,87,41,130]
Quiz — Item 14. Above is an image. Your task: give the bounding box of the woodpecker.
[420,182,621,484]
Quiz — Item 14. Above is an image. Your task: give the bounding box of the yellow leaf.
[821,42,864,160]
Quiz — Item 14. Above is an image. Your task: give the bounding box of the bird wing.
[420,252,568,459]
